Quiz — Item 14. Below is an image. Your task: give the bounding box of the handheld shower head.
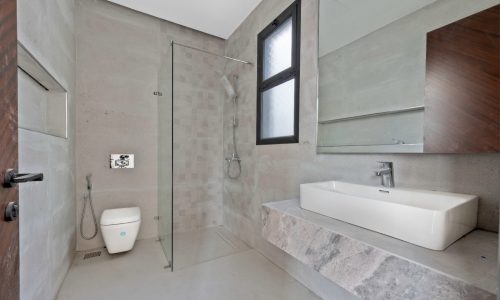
[221,75,237,99]
[81,173,98,240]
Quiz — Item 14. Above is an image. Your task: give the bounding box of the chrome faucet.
[375,161,394,188]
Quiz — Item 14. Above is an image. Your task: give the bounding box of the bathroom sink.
[299,181,478,250]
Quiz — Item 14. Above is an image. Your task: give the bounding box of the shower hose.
[80,174,98,240]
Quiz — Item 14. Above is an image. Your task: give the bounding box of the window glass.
[263,17,293,80]
[261,78,295,139]
[257,1,299,145]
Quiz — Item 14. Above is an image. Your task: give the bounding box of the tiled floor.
[172,226,250,269]
[57,235,319,299]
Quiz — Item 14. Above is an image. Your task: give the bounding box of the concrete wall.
[318,0,435,56]
[17,0,77,299]
[318,20,427,150]
[222,0,500,298]
[75,0,161,251]
[75,0,225,250]
[168,27,226,233]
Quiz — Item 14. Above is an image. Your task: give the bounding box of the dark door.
[0,0,19,299]
[424,5,500,153]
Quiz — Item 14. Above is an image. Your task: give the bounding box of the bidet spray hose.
[80,174,98,240]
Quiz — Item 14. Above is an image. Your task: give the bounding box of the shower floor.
[57,228,319,300]
[172,226,250,269]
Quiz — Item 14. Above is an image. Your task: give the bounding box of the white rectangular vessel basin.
[300,181,478,250]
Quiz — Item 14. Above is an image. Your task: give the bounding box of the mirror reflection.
[317,0,500,154]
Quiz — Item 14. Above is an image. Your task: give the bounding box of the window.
[257,1,300,145]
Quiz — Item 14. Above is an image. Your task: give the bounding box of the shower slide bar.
[171,40,253,65]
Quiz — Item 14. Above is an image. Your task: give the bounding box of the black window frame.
[256,0,301,145]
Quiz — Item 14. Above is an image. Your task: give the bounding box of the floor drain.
[83,251,102,260]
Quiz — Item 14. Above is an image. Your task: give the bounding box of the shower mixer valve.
[225,153,241,162]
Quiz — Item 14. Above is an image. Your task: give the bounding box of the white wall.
[17,0,77,299]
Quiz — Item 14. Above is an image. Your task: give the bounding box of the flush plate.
[110,154,134,169]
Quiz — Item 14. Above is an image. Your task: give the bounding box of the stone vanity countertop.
[262,199,498,300]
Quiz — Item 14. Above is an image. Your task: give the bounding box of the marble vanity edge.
[261,199,495,300]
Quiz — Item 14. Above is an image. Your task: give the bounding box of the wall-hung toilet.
[100,207,141,254]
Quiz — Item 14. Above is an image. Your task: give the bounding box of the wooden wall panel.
[0,0,19,298]
[424,5,500,153]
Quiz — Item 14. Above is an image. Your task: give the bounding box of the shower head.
[221,75,237,99]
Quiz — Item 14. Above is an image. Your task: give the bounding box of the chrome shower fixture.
[221,75,236,99]
[222,75,242,179]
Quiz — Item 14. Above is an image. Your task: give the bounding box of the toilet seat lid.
[101,207,141,226]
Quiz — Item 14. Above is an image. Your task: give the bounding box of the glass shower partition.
[157,41,174,269]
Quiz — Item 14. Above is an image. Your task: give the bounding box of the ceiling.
[106,0,264,39]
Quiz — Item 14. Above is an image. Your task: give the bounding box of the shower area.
[156,40,250,270]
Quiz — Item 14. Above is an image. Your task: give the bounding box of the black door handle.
[3,169,44,188]
[5,201,18,222]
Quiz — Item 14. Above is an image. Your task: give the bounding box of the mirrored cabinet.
[317,2,500,154]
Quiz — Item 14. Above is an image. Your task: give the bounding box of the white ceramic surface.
[101,207,141,226]
[300,181,478,250]
[100,207,142,254]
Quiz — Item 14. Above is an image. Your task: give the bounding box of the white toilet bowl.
[100,207,141,254]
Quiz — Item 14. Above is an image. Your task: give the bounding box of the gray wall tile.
[17,0,77,299]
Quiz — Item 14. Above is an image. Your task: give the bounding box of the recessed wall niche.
[17,42,68,139]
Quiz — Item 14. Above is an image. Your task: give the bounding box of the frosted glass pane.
[261,78,295,139]
[263,17,292,80]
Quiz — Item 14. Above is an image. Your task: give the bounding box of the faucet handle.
[375,161,395,188]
